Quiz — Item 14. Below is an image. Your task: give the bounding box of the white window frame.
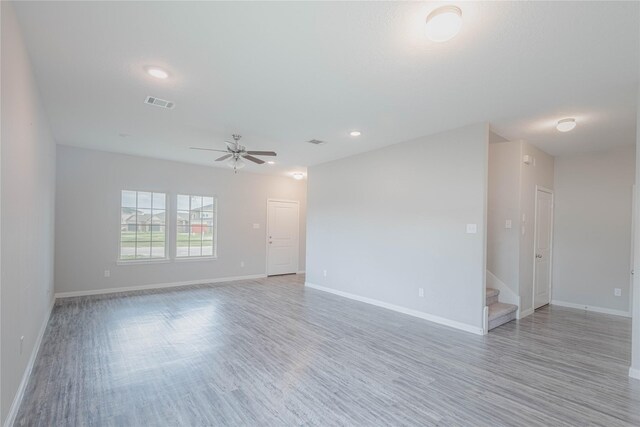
[117,189,170,264]
[175,194,218,260]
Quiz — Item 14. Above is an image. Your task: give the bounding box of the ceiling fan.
[190,134,277,173]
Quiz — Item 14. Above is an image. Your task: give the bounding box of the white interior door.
[534,188,554,309]
[267,200,299,276]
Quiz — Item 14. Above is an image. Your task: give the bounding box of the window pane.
[151,227,165,243]
[138,192,152,208]
[189,241,202,257]
[120,190,167,261]
[136,241,151,258]
[177,225,190,239]
[151,210,165,226]
[177,195,190,211]
[175,194,216,258]
[151,245,165,259]
[121,190,137,208]
[121,207,136,226]
[202,197,214,211]
[176,246,189,257]
[191,195,203,210]
[152,193,165,210]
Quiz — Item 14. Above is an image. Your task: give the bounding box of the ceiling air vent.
[307,139,327,145]
[144,96,175,109]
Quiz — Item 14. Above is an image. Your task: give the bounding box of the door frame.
[532,185,554,309]
[266,198,300,276]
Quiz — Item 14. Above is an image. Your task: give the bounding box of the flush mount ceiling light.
[292,172,305,180]
[267,161,275,165]
[425,5,462,42]
[349,130,362,137]
[556,118,577,132]
[146,67,169,79]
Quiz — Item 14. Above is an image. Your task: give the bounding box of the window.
[120,190,166,260]
[177,194,217,258]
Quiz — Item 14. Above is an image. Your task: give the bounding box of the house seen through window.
[120,190,166,260]
[177,194,217,257]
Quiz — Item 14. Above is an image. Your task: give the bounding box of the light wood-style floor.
[16,274,640,426]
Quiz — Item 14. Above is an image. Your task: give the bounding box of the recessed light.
[349,131,362,137]
[146,67,169,79]
[292,172,305,180]
[267,161,275,165]
[556,118,576,132]
[425,6,462,42]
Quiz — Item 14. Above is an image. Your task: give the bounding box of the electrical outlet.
[323,270,327,277]
[253,223,260,229]
[466,224,477,234]
[614,288,622,297]
[240,261,245,268]
[418,288,424,297]
[104,270,110,278]
[505,220,512,229]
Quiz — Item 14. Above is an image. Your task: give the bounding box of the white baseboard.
[630,367,640,380]
[55,274,268,298]
[551,300,631,318]
[305,282,484,335]
[519,308,534,319]
[3,297,55,427]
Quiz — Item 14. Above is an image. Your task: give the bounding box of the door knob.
[536,254,542,259]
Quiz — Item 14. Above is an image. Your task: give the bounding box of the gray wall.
[487,141,521,295]
[306,124,489,332]
[486,140,554,313]
[553,145,635,314]
[55,146,306,294]
[1,2,57,422]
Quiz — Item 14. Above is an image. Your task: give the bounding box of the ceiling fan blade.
[246,151,277,156]
[190,147,229,153]
[242,154,265,164]
[215,154,232,161]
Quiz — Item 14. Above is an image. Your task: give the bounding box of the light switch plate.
[253,223,260,229]
[505,220,512,229]
[614,288,622,297]
[466,224,477,234]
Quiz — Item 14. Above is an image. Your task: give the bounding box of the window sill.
[175,256,218,262]
[117,258,171,266]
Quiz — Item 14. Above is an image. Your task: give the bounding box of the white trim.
[116,258,171,266]
[55,274,267,298]
[3,298,55,427]
[551,300,631,318]
[519,307,534,319]
[305,282,484,335]
[630,367,640,380]
[482,306,489,335]
[297,270,306,274]
[174,256,217,263]
[533,186,554,310]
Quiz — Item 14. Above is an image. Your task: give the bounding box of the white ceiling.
[13,1,640,176]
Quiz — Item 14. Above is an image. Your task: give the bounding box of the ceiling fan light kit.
[190,134,277,173]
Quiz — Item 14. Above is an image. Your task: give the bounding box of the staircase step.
[486,288,499,306]
[488,302,517,330]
